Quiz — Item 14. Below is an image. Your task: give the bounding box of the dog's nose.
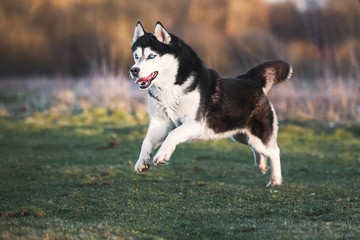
[130,67,140,77]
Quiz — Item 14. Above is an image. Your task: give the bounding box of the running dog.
[130,21,292,187]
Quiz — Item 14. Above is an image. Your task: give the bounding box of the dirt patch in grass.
[2,208,45,219]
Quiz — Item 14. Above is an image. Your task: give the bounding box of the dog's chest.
[148,87,200,125]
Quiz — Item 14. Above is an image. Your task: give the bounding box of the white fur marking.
[132,23,145,45]
[287,66,293,79]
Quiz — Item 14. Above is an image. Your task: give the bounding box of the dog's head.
[130,21,178,90]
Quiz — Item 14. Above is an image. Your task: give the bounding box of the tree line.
[0,0,358,78]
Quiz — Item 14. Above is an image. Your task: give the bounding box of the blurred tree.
[0,0,358,78]
[225,0,268,36]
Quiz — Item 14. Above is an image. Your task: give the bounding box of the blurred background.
[0,0,359,121]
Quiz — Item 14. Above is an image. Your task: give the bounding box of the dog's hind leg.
[263,143,282,187]
[244,100,282,187]
[247,133,282,187]
[249,147,269,174]
[232,133,268,174]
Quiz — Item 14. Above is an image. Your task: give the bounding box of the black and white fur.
[130,21,293,187]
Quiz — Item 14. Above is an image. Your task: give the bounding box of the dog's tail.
[238,60,293,95]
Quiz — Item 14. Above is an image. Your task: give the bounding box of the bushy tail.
[238,60,293,95]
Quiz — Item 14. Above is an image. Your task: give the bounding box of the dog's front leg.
[153,121,202,165]
[135,119,169,173]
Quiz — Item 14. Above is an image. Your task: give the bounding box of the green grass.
[0,112,359,239]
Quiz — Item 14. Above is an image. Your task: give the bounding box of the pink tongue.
[135,74,152,84]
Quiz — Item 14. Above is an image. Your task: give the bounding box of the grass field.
[0,111,359,239]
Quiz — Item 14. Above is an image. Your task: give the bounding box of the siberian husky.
[130,21,292,187]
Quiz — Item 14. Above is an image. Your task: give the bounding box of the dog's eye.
[134,53,139,60]
[148,53,156,59]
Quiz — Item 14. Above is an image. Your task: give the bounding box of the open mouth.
[134,71,158,89]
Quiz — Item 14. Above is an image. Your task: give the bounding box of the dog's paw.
[153,145,175,166]
[153,152,171,166]
[134,160,151,173]
[258,164,269,174]
[266,177,282,188]
[153,154,170,166]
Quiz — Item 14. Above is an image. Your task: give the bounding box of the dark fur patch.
[205,79,263,128]
[202,75,275,144]
[148,89,160,101]
[246,97,274,144]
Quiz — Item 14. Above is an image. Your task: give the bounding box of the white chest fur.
[148,80,200,126]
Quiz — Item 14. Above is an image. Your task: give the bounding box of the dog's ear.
[132,21,145,45]
[154,21,171,44]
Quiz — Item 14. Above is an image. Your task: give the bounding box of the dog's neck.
[148,82,180,102]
